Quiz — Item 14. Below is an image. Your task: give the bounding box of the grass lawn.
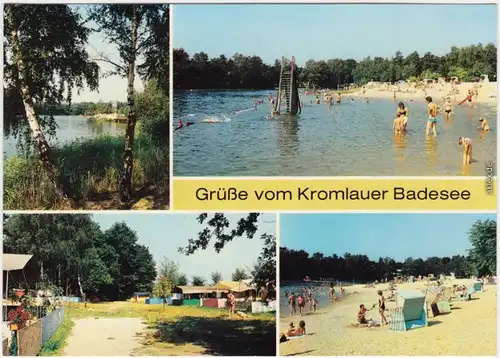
[47,302,276,356]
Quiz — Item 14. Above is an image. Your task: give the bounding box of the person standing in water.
[479,118,490,132]
[289,292,297,316]
[396,102,408,132]
[444,97,452,122]
[426,96,438,137]
[458,137,473,165]
[337,92,341,104]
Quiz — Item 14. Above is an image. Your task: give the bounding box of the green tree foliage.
[89,5,169,201]
[178,213,276,291]
[251,234,276,290]
[211,271,223,284]
[468,219,496,276]
[177,273,188,286]
[281,249,477,282]
[192,276,206,286]
[232,268,249,281]
[174,44,497,90]
[3,214,156,300]
[4,4,99,204]
[156,257,181,292]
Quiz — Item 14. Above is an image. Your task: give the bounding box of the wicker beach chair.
[389,290,428,332]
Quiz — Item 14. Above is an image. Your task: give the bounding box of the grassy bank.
[38,314,75,356]
[52,302,276,356]
[4,134,168,210]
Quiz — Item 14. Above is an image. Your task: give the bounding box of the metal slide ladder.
[275,56,299,115]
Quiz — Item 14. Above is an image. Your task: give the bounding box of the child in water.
[479,118,490,131]
[458,137,473,165]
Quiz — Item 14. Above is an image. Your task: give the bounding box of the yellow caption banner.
[173,178,496,211]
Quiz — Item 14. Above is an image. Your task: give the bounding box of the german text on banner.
[173,178,496,211]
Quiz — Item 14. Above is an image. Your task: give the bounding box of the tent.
[3,254,33,298]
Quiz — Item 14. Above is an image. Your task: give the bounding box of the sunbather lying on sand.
[279,320,306,342]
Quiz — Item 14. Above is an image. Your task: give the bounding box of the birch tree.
[4,5,99,206]
[89,5,169,201]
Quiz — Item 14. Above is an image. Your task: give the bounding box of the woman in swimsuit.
[479,118,490,132]
[377,290,388,325]
[458,137,473,165]
[444,97,452,122]
[396,102,408,131]
[426,96,438,137]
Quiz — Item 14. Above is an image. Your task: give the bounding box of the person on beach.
[393,90,397,101]
[227,291,236,316]
[426,96,438,137]
[307,289,314,311]
[377,291,388,325]
[444,97,452,122]
[268,94,275,105]
[357,304,374,324]
[458,137,473,165]
[329,284,336,302]
[479,118,490,132]
[297,294,306,315]
[279,320,306,342]
[289,292,297,315]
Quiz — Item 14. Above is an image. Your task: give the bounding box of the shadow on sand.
[153,316,276,356]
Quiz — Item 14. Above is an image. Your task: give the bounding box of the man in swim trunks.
[357,304,373,324]
[458,137,473,165]
[297,294,306,315]
[227,291,236,316]
[426,96,438,137]
[289,292,297,316]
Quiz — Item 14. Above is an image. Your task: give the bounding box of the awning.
[3,254,33,271]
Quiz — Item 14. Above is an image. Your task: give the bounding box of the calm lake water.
[4,116,126,157]
[279,282,351,318]
[173,90,496,176]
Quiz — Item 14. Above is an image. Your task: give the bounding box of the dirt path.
[63,317,146,356]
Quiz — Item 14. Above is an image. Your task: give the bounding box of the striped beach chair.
[389,290,428,332]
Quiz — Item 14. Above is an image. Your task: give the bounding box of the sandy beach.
[351,81,498,106]
[279,279,496,356]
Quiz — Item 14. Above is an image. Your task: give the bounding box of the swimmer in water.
[444,97,452,122]
[426,96,438,137]
[479,117,490,131]
[178,119,183,128]
[396,102,408,132]
[337,92,341,104]
[458,137,473,165]
[393,115,404,134]
[315,96,320,104]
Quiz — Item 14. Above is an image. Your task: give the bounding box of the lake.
[4,116,126,157]
[279,282,351,318]
[173,90,496,176]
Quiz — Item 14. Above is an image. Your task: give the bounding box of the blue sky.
[280,214,496,261]
[92,213,276,282]
[174,4,497,65]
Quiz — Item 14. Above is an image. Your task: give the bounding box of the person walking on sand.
[377,290,388,325]
[426,96,438,137]
[297,294,306,316]
[289,292,297,316]
[458,137,473,165]
[227,291,236,316]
